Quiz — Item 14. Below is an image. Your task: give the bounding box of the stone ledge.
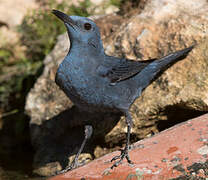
[50,114,208,179]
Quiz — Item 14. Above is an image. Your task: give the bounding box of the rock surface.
[0,0,38,47]
[25,0,208,176]
[49,114,208,180]
[0,0,37,27]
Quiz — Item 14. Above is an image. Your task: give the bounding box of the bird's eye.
[84,23,92,30]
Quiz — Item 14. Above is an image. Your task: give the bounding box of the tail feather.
[136,45,194,94]
[157,45,194,65]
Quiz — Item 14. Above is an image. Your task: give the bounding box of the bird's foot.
[56,165,73,175]
[110,148,133,169]
[56,160,80,175]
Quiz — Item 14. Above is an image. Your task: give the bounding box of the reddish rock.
[50,114,208,180]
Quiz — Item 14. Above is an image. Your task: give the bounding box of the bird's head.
[52,9,104,53]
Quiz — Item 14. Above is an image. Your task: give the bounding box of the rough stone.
[49,114,208,180]
[0,0,37,27]
[0,0,38,47]
[25,0,208,176]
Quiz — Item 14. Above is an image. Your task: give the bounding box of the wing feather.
[106,58,155,83]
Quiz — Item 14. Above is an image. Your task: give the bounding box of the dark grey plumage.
[52,9,193,174]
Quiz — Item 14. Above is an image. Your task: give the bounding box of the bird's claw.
[55,161,78,175]
[56,166,72,175]
[110,148,133,169]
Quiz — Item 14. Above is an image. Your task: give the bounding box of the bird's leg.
[111,111,133,169]
[57,125,93,174]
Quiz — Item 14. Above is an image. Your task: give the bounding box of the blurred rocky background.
[0,0,207,179]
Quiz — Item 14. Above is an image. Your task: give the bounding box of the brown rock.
[103,0,208,143]
[25,0,208,176]
[0,0,38,47]
[0,0,37,27]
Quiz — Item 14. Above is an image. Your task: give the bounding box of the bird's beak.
[52,9,75,27]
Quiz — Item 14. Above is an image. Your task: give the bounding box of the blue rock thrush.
[52,9,194,173]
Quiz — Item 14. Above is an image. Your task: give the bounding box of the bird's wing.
[100,46,194,84]
[102,57,155,84]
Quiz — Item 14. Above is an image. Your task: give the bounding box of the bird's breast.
[56,60,108,110]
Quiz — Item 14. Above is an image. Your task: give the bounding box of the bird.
[52,9,194,174]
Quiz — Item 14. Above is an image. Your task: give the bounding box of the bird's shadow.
[30,106,121,170]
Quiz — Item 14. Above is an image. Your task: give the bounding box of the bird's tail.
[136,45,194,93]
[156,45,194,68]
